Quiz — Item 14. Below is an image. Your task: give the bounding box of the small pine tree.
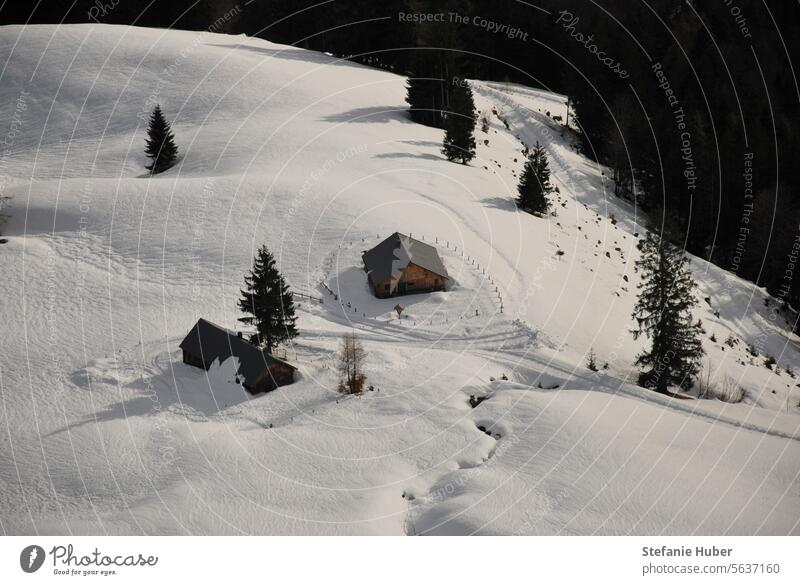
[587,348,598,372]
[441,81,476,164]
[516,142,553,215]
[237,245,298,353]
[144,105,178,174]
[631,231,705,393]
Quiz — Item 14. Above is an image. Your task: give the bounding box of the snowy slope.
[0,24,798,535]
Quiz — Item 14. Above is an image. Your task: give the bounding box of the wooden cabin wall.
[400,263,446,292]
[371,265,446,298]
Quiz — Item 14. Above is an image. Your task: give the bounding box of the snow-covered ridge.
[0,24,798,535]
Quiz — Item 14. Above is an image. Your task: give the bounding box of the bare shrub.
[337,332,366,394]
[696,370,712,400]
[696,366,745,404]
[713,377,745,404]
[696,360,713,399]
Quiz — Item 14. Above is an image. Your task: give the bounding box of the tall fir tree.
[405,51,447,128]
[441,81,476,164]
[238,245,298,353]
[144,105,178,174]
[404,8,462,129]
[631,230,705,393]
[516,142,553,215]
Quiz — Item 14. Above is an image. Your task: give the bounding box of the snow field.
[0,25,797,535]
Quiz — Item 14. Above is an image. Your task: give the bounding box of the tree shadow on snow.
[480,196,518,212]
[374,152,441,162]
[321,105,413,125]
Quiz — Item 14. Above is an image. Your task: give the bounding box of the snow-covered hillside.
[1,24,798,535]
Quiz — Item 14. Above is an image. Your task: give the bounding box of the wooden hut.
[362,232,449,298]
[179,318,296,393]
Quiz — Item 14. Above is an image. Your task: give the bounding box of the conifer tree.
[144,105,178,174]
[586,348,598,372]
[238,245,298,353]
[631,231,705,393]
[405,57,446,128]
[441,81,476,164]
[516,142,553,215]
[404,16,461,129]
[406,75,439,128]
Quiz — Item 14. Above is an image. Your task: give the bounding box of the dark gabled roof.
[362,232,449,284]
[179,318,294,387]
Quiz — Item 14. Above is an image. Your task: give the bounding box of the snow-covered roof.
[361,232,449,284]
[179,318,293,388]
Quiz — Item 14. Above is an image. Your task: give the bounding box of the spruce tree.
[238,245,298,353]
[516,142,553,215]
[406,77,437,127]
[144,105,178,174]
[404,17,461,129]
[405,55,445,128]
[441,81,476,164]
[631,231,705,393]
[586,348,598,372]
